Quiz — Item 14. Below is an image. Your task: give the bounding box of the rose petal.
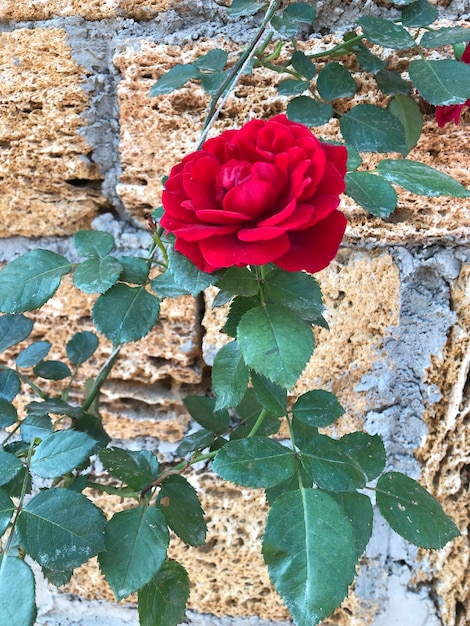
[195,209,248,224]
[223,179,278,218]
[238,225,286,241]
[199,232,290,269]
[274,210,347,274]
[174,239,213,272]
[168,223,238,241]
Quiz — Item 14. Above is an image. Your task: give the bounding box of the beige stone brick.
[115,37,470,244]
[0,0,186,20]
[0,28,105,236]
[416,263,470,623]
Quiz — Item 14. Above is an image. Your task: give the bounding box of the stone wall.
[0,1,469,625]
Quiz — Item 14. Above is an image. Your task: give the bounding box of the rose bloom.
[435,43,470,127]
[161,114,347,274]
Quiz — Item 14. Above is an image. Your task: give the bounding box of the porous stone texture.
[1,1,470,625]
[0,28,106,236]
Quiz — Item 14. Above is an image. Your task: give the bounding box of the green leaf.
[0,557,36,626]
[355,46,387,74]
[73,230,115,259]
[263,269,325,324]
[262,489,358,625]
[150,64,201,96]
[250,371,287,418]
[330,491,373,557]
[118,256,149,285]
[409,59,470,105]
[264,465,313,504]
[216,266,259,297]
[0,450,23,486]
[74,413,111,449]
[223,295,260,337]
[150,271,191,298]
[339,432,386,481]
[99,447,159,490]
[212,340,249,410]
[226,0,264,18]
[17,488,106,569]
[194,48,228,72]
[42,566,73,587]
[93,284,160,344]
[30,430,97,478]
[376,472,460,548]
[33,360,72,380]
[388,94,423,155]
[346,144,362,171]
[375,69,410,95]
[0,489,15,538]
[26,398,83,419]
[378,159,470,197]
[0,314,33,353]
[156,474,206,547]
[420,26,470,48]
[20,413,53,443]
[237,304,314,389]
[175,428,214,457]
[200,70,230,95]
[212,437,296,489]
[231,388,281,440]
[316,62,356,100]
[73,256,122,294]
[16,341,52,368]
[66,331,99,365]
[339,104,407,154]
[0,399,17,429]
[168,248,220,296]
[183,396,229,434]
[345,172,398,218]
[291,50,316,80]
[287,96,333,126]
[99,506,169,601]
[401,0,438,27]
[357,15,415,50]
[301,435,367,491]
[0,368,20,402]
[0,250,71,313]
[283,2,316,24]
[291,415,318,450]
[278,78,310,96]
[292,389,345,427]
[138,560,190,626]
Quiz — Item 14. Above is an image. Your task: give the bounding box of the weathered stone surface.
[416,261,470,625]
[0,28,105,236]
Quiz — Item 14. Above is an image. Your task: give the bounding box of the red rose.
[161,115,347,274]
[435,43,470,127]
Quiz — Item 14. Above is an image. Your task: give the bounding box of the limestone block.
[0,0,193,20]
[115,35,470,244]
[416,262,470,624]
[0,29,105,237]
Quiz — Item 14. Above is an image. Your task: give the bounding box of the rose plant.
[0,1,468,625]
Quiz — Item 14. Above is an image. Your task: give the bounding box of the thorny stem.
[2,440,35,558]
[197,0,283,149]
[82,343,122,413]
